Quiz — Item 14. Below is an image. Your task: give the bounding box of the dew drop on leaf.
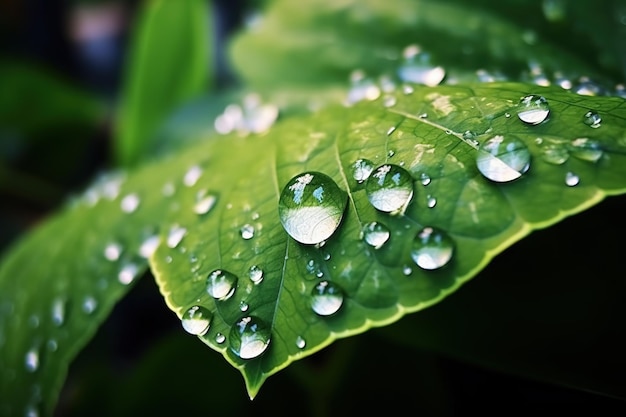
[382,94,397,108]
[103,242,122,261]
[426,195,437,208]
[51,297,65,327]
[517,94,550,125]
[583,110,602,128]
[569,138,603,162]
[296,336,306,349]
[82,296,97,314]
[311,280,345,316]
[120,193,140,213]
[565,172,580,186]
[346,69,381,104]
[193,192,217,215]
[47,339,58,352]
[410,226,455,270]
[206,269,238,300]
[215,333,226,344]
[240,224,255,240]
[167,225,187,248]
[476,135,531,182]
[541,144,569,165]
[229,315,271,359]
[419,172,431,186]
[184,165,203,187]
[278,172,348,245]
[352,158,374,183]
[25,347,39,372]
[118,262,140,285]
[181,305,212,336]
[139,235,160,258]
[248,265,264,284]
[365,164,414,213]
[397,44,445,87]
[402,265,413,276]
[361,221,390,249]
[239,301,249,312]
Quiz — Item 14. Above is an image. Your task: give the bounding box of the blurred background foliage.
[1,0,626,415]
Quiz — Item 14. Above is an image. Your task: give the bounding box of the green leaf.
[115,0,212,167]
[149,82,626,398]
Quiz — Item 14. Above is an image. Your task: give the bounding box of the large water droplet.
[248,265,264,284]
[25,348,39,372]
[410,227,455,270]
[120,193,140,213]
[583,110,602,128]
[103,242,122,261]
[181,305,212,336]
[206,269,238,300]
[311,280,345,316]
[352,158,374,183]
[476,135,531,182]
[517,94,550,125]
[361,221,390,249]
[278,172,347,245]
[365,164,414,213]
[229,316,271,359]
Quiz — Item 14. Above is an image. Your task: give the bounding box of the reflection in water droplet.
[104,242,122,261]
[541,145,569,165]
[215,333,226,344]
[229,316,271,359]
[82,296,97,314]
[565,172,580,186]
[365,164,414,213]
[352,159,374,183]
[476,135,531,182]
[278,172,347,245]
[296,336,306,349]
[120,193,140,213]
[139,235,160,258]
[361,222,390,249]
[167,225,187,248]
[184,165,203,187]
[206,270,238,300]
[311,280,345,316]
[411,227,455,270]
[194,192,217,215]
[118,262,139,285]
[569,138,603,162]
[517,95,550,125]
[240,224,255,240]
[25,348,39,372]
[181,305,212,336]
[248,265,264,284]
[583,110,602,128]
[51,298,65,326]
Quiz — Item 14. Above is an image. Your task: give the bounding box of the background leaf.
[114,0,212,167]
[150,81,626,397]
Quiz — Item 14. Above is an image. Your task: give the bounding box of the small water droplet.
[311,280,345,316]
[167,225,187,248]
[184,165,203,187]
[365,164,414,213]
[569,138,603,162]
[82,296,97,314]
[181,305,212,336]
[352,159,374,183]
[402,265,413,276]
[476,135,531,182]
[361,221,390,249]
[386,126,396,136]
[240,224,255,240]
[248,265,264,284]
[239,301,249,312]
[194,192,218,215]
[139,235,160,258]
[51,298,65,326]
[229,315,271,359]
[206,269,238,300]
[104,242,122,261]
[296,336,306,349]
[215,332,226,344]
[565,172,580,186]
[410,226,455,270]
[346,70,381,104]
[583,110,602,128]
[419,172,431,186]
[278,172,348,245]
[517,94,550,125]
[120,193,140,213]
[47,339,58,352]
[398,44,445,86]
[382,94,397,108]
[402,84,415,95]
[426,195,437,208]
[118,262,140,285]
[541,144,569,165]
[25,348,39,372]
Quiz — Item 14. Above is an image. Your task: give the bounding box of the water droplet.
[47,339,58,352]
[569,138,603,162]
[241,93,280,133]
[517,95,550,125]
[104,242,122,261]
[51,298,65,326]
[426,195,437,208]
[194,192,217,215]
[386,126,396,136]
[240,224,255,240]
[382,95,397,108]
[583,110,602,128]
[365,164,414,213]
[296,336,306,349]
[82,296,97,314]
[239,301,249,312]
[248,265,264,284]
[352,159,374,183]
[120,193,140,213]
[278,172,348,245]
[184,165,203,187]
[346,70,381,104]
[476,135,531,182]
[402,84,414,95]
[229,315,271,359]
[181,305,212,336]
[410,227,455,270]
[311,280,345,316]
[398,44,445,87]
[419,172,431,186]
[565,172,580,186]
[167,225,187,248]
[361,221,390,249]
[139,235,160,258]
[402,265,413,276]
[118,262,140,285]
[215,333,226,344]
[206,269,238,300]
[25,348,39,372]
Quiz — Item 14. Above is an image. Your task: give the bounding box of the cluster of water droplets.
[214,93,279,135]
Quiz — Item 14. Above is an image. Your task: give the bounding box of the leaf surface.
[150,82,626,397]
